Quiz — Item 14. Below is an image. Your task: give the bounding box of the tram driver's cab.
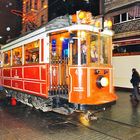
[68,29,114,105]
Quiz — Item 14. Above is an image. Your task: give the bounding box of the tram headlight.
[96,76,109,88]
[78,11,86,20]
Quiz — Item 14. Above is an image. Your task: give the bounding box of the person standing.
[130,68,140,101]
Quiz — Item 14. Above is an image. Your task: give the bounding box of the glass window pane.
[72,39,78,65]
[90,35,98,63]
[114,15,120,24]
[24,40,39,64]
[122,13,127,21]
[100,35,110,64]
[4,51,10,66]
[12,47,22,66]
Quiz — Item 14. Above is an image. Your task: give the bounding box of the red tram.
[0,11,117,115]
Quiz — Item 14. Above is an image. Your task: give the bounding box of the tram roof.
[1,15,113,51]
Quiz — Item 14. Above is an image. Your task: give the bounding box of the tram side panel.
[3,68,11,87]
[2,64,49,98]
[12,67,23,90]
[0,68,2,86]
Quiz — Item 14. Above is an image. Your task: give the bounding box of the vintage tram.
[0,11,117,116]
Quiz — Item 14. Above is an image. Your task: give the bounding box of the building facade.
[104,0,140,88]
[104,0,140,53]
[22,0,48,33]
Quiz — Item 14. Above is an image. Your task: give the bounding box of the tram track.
[70,120,122,140]
[101,116,140,129]
[75,116,140,140]
[47,119,121,140]
[48,114,122,140]
[49,112,140,140]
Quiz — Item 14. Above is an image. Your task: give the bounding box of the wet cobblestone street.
[1,90,140,140]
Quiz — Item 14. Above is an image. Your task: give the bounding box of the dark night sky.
[0,0,22,45]
[48,0,100,21]
[0,0,100,45]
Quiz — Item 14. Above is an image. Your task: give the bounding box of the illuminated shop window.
[24,40,39,64]
[29,0,32,9]
[26,2,29,13]
[41,0,45,8]
[4,50,11,66]
[41,15,45,24]
[12,47,22,66]
[34,0,38,10]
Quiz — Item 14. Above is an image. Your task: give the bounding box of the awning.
[128,5,140,17]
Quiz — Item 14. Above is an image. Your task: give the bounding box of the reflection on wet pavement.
[1,90,140,140]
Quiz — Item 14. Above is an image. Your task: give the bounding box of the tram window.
[50,31,70,62]
[4,51,10,66]
[12,47,22,66]
[24,40,39,64]
[90,35,98,63]
[72,39,78,65]
[71,39,87,65]
[62,38,69,58]
[100,36,110,64]
[81,40,87,64]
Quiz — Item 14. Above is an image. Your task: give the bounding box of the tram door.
[49,33,69,96]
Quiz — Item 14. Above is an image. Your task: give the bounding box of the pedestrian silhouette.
[130,68,140,105]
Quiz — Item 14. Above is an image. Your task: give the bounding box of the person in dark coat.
[130,68,140,101]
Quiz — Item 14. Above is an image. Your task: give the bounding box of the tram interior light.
[77,31,86,39]
[60,37,64,41]
[52,39,56,52]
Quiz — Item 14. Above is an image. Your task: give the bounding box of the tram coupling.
[83,108,106,121]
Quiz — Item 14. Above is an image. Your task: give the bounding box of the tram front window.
[90,35,98,63]
[70,31,111,65]
[71,31,87,65]
[89,34,110,65]
[100,35,110,64]
[72,39,78,65]
[71,39,87,65]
